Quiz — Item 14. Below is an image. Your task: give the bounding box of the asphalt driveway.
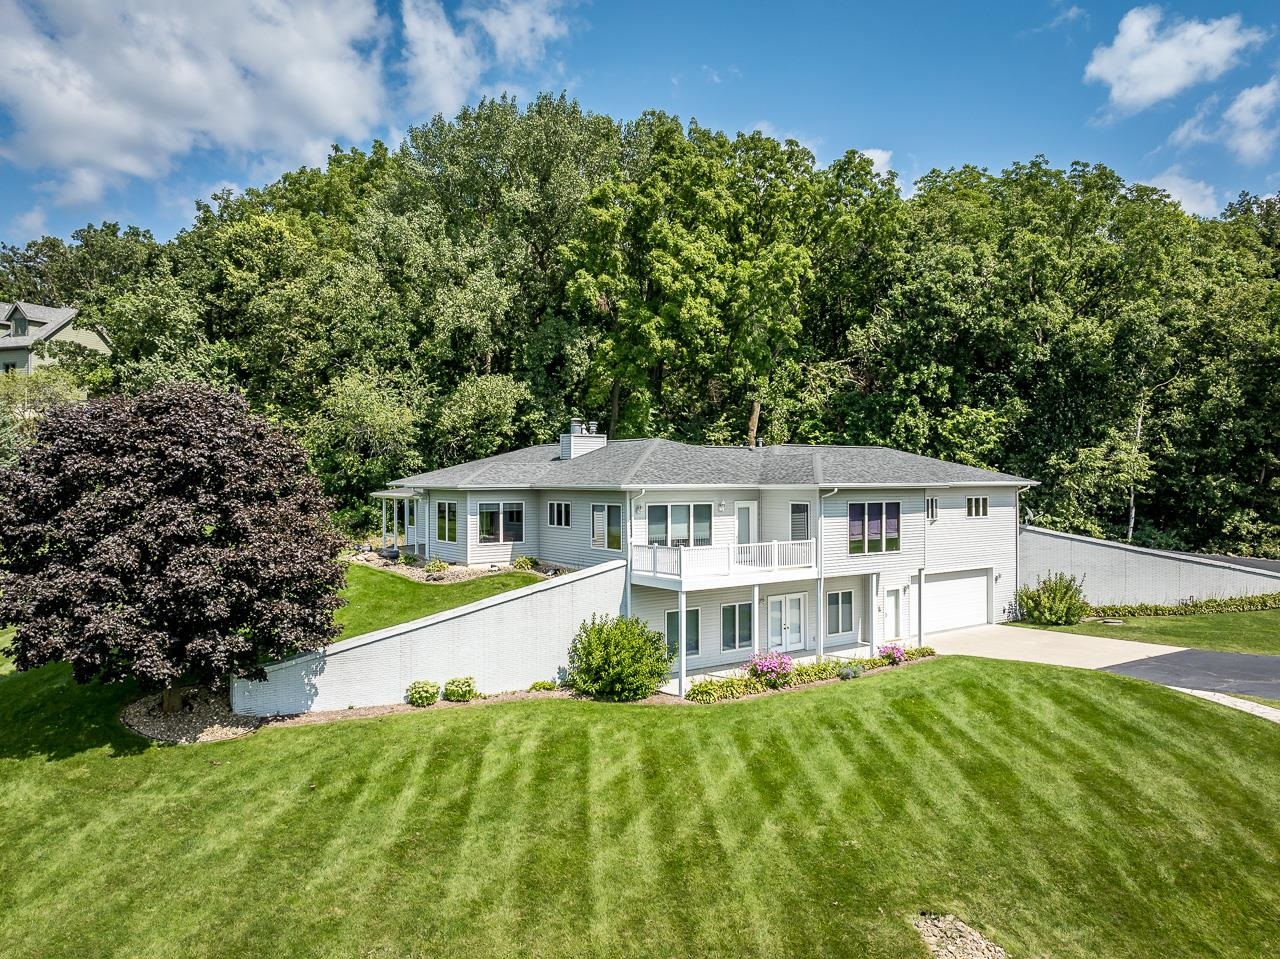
[1102,648,1280,701]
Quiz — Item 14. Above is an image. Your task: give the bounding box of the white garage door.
[923,569,989,633]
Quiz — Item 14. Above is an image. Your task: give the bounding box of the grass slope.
[1015,608,1280,655]
[336,564,541,640]
[0,652,1277,959]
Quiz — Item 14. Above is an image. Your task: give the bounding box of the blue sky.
[2,0,1279,245]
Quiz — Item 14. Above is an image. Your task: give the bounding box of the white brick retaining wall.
[231,560,627,716]
[1018,526,1280,606]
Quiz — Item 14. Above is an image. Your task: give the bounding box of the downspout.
[817,487,840,659]
[1014,485,1032,621]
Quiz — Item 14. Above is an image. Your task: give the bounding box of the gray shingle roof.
[392,438,1037,491]
[0,302,79,346]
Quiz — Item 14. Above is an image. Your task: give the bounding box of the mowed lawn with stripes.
[1,643,1277,959]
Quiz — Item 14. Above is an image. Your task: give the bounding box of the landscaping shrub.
[511,555,538,571]
[406,680,440,707]
[529,679,558,691]
[790,660,842,684]
[443,677,479,702]
[837,665,861,681]
[1090,592,1280,618]
[746,651,794,688]
[879,642,906,665]
[1017,572,1090,625]
[685,675,768,703]
[425,557,449,573]
[566,615,672,701]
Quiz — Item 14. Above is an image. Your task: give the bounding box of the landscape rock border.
[913,913,1007,959]
[120,686,261,744]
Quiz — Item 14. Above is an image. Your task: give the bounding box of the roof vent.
[561,418,607,460]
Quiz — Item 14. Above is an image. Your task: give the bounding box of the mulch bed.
[347,550,556,585]
[681,655,939,704]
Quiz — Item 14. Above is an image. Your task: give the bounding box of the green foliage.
[1018,573,1091,626]
[567,615,672,702]
[837,665,861,681]
[424,557,449,573]
[2,102,1279,558]
[528,679,559,691]
[1090,593,1280,618]
[511,555,537,571]
[406,680,440,707]
[442,677,479,702]
[682,653,935,703]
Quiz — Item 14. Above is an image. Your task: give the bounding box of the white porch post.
[816,575,825,660]
[677,590,688,698]
[868,572,879,655]
[392,498,400,547]
[752,584,761,654]
[917,566,926,648]
[381,498,388,547]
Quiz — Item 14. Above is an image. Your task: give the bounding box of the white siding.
[536,491,628,569]
[922,486,1017,621]
[760,489,817,544]
[231,561,628,715]
[423,489,468,564]
[466,490,540,566]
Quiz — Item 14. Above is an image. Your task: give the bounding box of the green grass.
[0,651,1278,958]
[335,563,541,641]
[1014,608,1280,655]
[1231,692,1280,710]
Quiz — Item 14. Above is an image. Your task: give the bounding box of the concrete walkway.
[929,624,1280,725]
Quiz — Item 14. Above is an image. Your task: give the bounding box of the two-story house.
[0,302,111,374]
[380,419,1036,693]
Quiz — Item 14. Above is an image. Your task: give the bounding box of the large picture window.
[721,602,753,652]
[646,503,713,547]
[592,503,623,550]
[436,501,457,543]
[478,501,523,543]
[848,501,902,554]
[666,608,701,657]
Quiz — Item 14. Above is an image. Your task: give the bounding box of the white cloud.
[1223,77,1280,164]
[1168,78,1280,164]
[702,65,722,84]
[861,148,893,175]
[11,206,47,238]
[1148,167,1220,215]
[1084,6,1266,113]
[0,0,573,206]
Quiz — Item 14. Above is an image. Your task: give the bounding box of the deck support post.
[677,590,688,698]
[816,576,825,660]
[752,584,760,654]
[917,567,926,649]
[392,498,399,547]
[868,572,879,656]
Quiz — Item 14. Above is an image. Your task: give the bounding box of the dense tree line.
[1,94,1277,555]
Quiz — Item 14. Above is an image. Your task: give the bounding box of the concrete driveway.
[928,624,1280,723]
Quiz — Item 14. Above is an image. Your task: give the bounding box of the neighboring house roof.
[0,301,79,346]
[392,438,1037,491]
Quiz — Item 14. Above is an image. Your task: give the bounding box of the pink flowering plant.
[879,642,906,665]
[747,651,794,688]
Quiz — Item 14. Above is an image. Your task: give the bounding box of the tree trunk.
[746,398,762,447]
[160,686,184,714]
[1127,407,1144,543]
[610,376,621,434]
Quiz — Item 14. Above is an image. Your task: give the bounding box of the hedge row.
[1090,592,1280,618]
[685,647,936,704]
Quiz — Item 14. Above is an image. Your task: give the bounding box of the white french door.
[767,593,807,652]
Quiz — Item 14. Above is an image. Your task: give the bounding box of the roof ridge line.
[621,438,663,486]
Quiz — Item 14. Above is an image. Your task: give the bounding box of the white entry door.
[885,588,902,639]
[767,594,807,652]
[735,501,758,544]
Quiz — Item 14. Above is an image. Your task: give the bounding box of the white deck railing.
[630,539,816,579]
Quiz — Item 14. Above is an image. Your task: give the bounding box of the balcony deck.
[629,539,817,591]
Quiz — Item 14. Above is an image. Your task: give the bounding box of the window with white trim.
[848,501,901,554]
[591,503,622,550]
[646,503,713,547]
[966,496,989,518]
[721,601,753,652]
[436,501,458,542]
[547,501,572,528]
[826,590,856,637]
[666,607,701,657]
[790,502,810,541]
[926,497,939,521]
[478,501,524,543]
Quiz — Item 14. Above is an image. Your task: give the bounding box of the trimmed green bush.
[406,680,440,707]
[529,679,558,692]
[685,675,768,703]
[512,555,537,571]
[567,615,673,702]
[1017,572,1090,625]
[443,677,479,702]
[790,660,842,684]
[1090,592,1280,618]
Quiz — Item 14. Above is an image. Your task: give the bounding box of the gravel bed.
[120,687,261,744]
[913,914,1007,959]
[347,550,555,584]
